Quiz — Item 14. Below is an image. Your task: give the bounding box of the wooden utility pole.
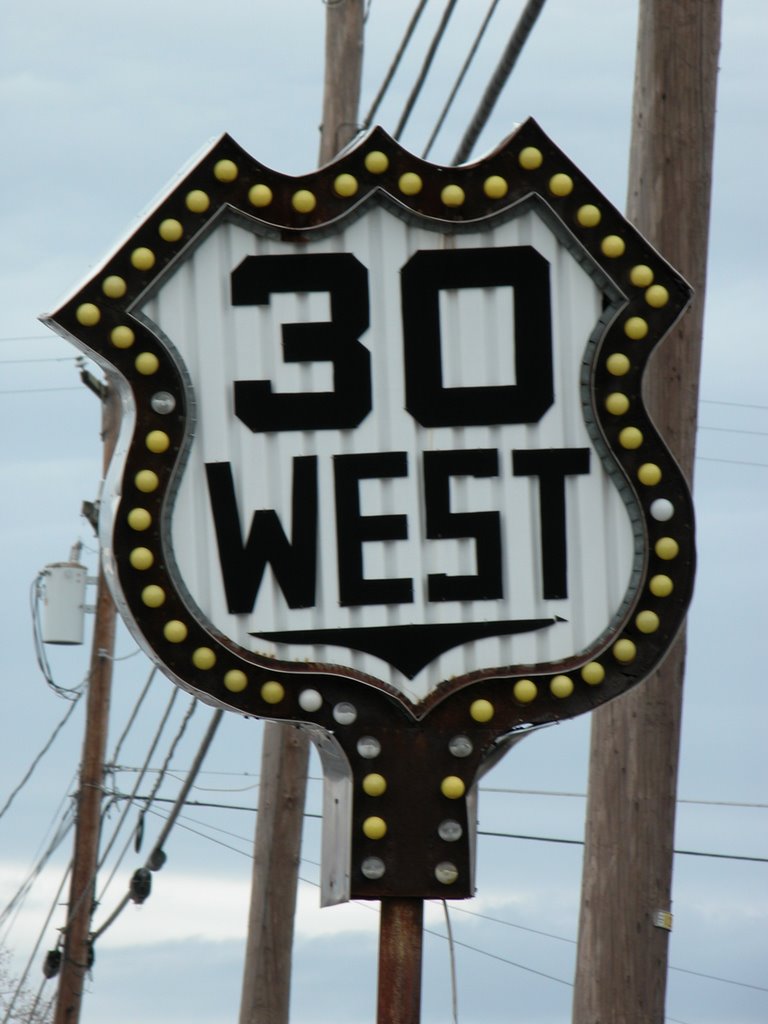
[573,3,722,1022]
[237,4,364,1023]
[55,384,120,1024]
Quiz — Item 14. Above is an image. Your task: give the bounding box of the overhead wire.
[0,698,81,823]
[421,0,502,159]
[92,709,223,942]
[0,861,71,1024]
[452,0,548,164]
[107,792,767,867]
[97,685,179,875]
[94,688,196,913]
[97,795,768,999]
[106,666,157,768]
[478,828,768,864]
[0,806,74,939]
[394,0,460,140]
[362,0,431,129]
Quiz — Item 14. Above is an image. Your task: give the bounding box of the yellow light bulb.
[440,776,465,800]
[214,159,238,182]
[362,816,387,840]
[518,147,543,170]
[548,173,573,196]
[110,325,135,349]
[134,469,159,493]
[192,647,216,669]
[362,773,387,797]
[129,547,153,571]
[550,674,574,698]
[398,172,422,196]
[364,151,389,174]
[248,184,273,208]
[292,190,316,213]
[483,175,508,199]
[441,184,465,207]
[613,638,637,663]
[163,620,188,643]
[186,190,210,213]
[224,669,248,693]
[261,680,285,704]
[469,699,494,723]
[581,662,605,685]
[334,173,358,197]
[513,679,537,704]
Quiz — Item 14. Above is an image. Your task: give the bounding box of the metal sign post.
[43,121,695,1015]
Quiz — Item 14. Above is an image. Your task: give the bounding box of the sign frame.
[43,120,694,902]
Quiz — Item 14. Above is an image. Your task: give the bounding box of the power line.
[0,335,53,342]
[443,903,768,994]
[478,829,768,864]
[699,424,768,436]
[107,666,157,766]
[697,456,768,468]
[422,0,502,159]
[0,386,82,395]
[0,357,77,365]
[97,687,180,876]
[701,398,768,411]
[92,709,223,942]
[452,0,548,164]
[105,803,767,1000]
[0,807,74,937]
[0,698,81,822]
[394,0,460,140]
[107,792,767,867]
[0,861,71,1024]
[480,786,768,810]
[362,0,430,128]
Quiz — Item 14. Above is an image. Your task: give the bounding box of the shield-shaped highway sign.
[43,121,694,902]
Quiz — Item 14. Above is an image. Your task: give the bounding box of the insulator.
[43,949,62,979]
[148,848,167,871]
[129,867,152,904]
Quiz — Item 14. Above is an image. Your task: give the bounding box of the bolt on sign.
[43,121,694,903]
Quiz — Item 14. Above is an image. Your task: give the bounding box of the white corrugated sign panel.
[142,203,634,702]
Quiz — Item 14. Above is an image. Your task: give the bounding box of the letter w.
[205,458,317,612]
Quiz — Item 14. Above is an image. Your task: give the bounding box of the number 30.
[230,245,553,432]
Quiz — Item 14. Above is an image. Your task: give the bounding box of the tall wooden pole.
[237,5,364,1023]
[54,385,119,1024]
[573,3,722,1022]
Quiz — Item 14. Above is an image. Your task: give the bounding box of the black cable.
[106,666,156,767]
[139,698,197,814]
[96,694,194,907]
[698,456,768,468]
[422,0,502,159]
[478,829,768,864]
[394,0,460,140]
[453,0,548,164]
[362,0,431,128]
[92,709,223,941]
[699,424,768,436]
[0,861,71,1024]
[97,686,179,873]
[0,807,74,935]
[0,698,81,822]
[444,903,768,993]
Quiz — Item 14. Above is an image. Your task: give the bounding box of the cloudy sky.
[1,2,766,1022]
